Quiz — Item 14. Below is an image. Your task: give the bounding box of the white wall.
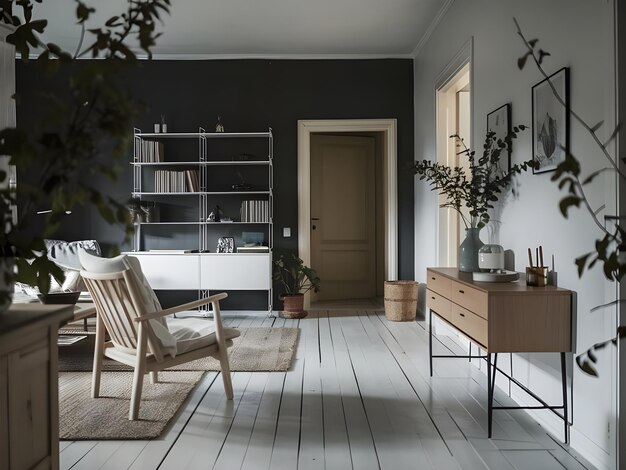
[414,1,618,468]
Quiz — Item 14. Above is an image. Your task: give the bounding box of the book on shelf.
[135,140,164,163]
[240,200,270,223]
[148,249,192,254]
[154,169,199,193]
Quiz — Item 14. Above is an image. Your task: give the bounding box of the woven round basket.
[384,281,419,321]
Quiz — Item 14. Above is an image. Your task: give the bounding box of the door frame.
[434,38,473,267]
[297,119,398,307]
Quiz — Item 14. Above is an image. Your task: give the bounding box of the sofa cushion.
[78,250,177,357]
[46,239,101,270]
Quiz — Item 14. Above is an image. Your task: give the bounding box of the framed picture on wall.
[486,103,511,176]
[532,67,569,174]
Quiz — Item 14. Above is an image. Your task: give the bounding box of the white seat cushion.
[78,250,178,357]
[167,318,241,355]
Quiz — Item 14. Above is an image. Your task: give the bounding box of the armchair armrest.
[134,292,228,322]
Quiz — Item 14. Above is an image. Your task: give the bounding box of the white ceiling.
[29,0,451,58]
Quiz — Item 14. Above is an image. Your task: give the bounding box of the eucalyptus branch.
[572,175,611,235]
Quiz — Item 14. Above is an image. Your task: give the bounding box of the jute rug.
[59,327,300,440]
[59,327,300,372]
[59,371,203,440]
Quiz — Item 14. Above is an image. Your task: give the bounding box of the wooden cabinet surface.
[0,304,73,470]
[426,267,572,353]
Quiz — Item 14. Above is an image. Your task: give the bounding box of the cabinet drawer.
[201,254,271,290]
[445,304,488,348]
[426,269,450,295]
[426,289,451,317]
[448,280,488,319]
[130,254,200,290]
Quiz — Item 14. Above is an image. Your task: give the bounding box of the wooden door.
[311,134,376,301]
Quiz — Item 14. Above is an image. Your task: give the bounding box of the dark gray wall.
[16,59,414,308]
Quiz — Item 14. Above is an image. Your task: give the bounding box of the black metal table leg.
[492,353,498,393]
[561,352,569,443]
[429,308,433,377]
[487,352,492,437]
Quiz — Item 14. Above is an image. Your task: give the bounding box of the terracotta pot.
[280,294,307,319]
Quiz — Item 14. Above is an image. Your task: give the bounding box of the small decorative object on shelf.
[154,123,160,133]
[215,115,224,133]
[161,114,167,133]
[141,201,159,223]
[127,197,142,224]
[217,237,235,253]
[232,171,252,191]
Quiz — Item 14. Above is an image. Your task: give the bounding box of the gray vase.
[459,227,484,272]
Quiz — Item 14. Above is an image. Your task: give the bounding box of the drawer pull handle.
[431,296,435,300]
[458,289,465,294]
[431,277,436,280]
[459,313,465,317]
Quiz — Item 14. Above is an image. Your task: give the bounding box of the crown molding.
[28,51,414,61]
[125,52,413,61]
[411,0,455,58]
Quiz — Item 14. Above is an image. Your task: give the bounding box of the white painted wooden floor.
[60,311,595,470]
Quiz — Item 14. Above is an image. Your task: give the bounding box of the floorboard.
[61,310,596,470]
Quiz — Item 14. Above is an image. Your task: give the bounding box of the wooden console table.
[0,304,74,470]
[426,267,572,442]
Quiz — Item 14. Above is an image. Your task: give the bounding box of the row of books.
[136,140,164,162]
[154,170,200,193]
[240,200,270,223]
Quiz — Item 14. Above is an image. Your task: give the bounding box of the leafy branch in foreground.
[0,0,171,297]
[414,128,535,229]
[515,17,623,376]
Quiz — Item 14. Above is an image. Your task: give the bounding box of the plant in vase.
[413,129,536,272]
[273,254,321,319]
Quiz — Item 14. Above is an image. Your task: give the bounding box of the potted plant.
[413,129,536,271]
[273,254,320,318]
[0,0,171,308]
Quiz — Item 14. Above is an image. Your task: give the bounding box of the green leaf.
[558,195,582,218]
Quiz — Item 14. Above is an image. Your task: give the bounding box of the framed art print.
[487,103,511,176]
[532,67,569,174]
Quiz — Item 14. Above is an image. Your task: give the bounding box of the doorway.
[436,63,471,267]
[297,119,398,309]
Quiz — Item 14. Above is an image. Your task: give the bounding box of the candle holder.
[526,267,548,287]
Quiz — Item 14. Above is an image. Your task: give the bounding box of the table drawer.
[426,269,451,295]
[448,280,488,319]
[426,289,451,317]
[445,304,488,348]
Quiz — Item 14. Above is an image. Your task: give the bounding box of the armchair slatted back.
[81,269,165,361]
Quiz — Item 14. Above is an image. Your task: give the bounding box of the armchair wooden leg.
[91,314,105,398]
[219,352,234,400]
[130,323,148,420]
[129,365,145,420]
[150,371,158,384]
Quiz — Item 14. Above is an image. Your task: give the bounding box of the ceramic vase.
[459,227,484,272]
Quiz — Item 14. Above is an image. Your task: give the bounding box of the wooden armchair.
[81,268,239,420]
